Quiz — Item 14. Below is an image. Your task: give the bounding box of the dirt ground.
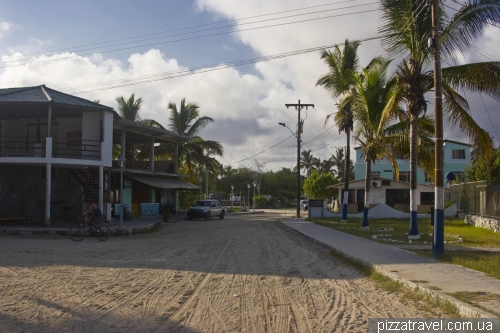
[0,212,433,333]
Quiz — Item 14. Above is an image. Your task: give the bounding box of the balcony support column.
[150,137,154,171]
[99,166,104,214]
[45,163,51,226]
[121,130,126,160]
[47,105,52,137]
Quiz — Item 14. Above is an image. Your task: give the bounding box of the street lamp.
[117,156,126,229]
[231,185,234,209]
[247,184,250,211]
[279,122,300,218]
[253,182,256,213]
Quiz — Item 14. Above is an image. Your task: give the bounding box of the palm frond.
[441,0,500,59]
[442,62,500,98]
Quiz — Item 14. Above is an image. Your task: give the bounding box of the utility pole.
[285,100,314,218]
[430,0,444,257]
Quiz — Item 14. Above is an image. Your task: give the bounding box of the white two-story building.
[0,85,199,225]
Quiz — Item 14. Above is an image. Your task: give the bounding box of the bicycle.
[69,214,111,241]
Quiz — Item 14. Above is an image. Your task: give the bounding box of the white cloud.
[0,21,12,38]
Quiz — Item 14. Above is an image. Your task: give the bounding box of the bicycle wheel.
[69,225,86,241]
[95,225,111,241]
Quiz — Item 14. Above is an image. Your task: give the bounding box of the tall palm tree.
[168,98,223,174]
[316,39,360,221]
[350,58,402,227]
[379,0,500,238]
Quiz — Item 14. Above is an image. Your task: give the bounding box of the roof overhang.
[113,119,190,144]
[131,176,200,190]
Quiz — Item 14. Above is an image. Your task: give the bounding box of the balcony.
[0,136,101,160]
[111,160,176,174]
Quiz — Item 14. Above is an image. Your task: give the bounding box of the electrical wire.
[60,36,382,94]
[226,134,294,166]
[0,0,377,63]
[1,5,384,69]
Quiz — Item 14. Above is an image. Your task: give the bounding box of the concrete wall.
[461,213,500,233]
[0,165,82,222]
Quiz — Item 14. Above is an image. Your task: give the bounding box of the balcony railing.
[0,136,46,157]
[52,137,100,160]
[112,160,175,173]
[0,136,100,160]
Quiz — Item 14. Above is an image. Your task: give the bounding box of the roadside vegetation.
[329,249,462,317]
[311,217,500,279]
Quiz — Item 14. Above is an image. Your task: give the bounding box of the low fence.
[450,180,500,218]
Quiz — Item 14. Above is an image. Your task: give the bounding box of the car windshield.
[193,201,211,207]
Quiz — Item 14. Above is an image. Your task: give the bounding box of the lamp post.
[247,184,250,211]
[117,156,126,229]
[231,185,234,209]
[253,182,256,213]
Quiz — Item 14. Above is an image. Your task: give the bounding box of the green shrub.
[253,195,268,208]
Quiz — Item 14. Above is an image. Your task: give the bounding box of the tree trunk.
[341,129,350,221]
[408,112,420,239]
[362,155,370,228]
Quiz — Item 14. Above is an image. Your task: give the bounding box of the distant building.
[354,139,471,184]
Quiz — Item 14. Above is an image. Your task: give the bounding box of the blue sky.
[0,0,499,173]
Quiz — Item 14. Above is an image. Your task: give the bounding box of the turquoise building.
[354,139,471,184]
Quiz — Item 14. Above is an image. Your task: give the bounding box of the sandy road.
[0,212,431,333]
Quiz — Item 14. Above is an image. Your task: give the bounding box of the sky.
[0,0,498,174]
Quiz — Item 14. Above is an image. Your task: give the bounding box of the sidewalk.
[0,217,166,236]
[280,218,500,318]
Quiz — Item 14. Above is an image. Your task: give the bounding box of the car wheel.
[219,211,225,219]
[204,212,211,221]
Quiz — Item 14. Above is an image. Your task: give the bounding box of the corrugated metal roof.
[0,85,113,111]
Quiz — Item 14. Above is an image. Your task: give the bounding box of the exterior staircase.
[72,168,109,216]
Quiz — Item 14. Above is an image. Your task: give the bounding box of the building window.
[371,171,380,177]
[381,180,391,186]
[420,192,434,205]
[399,171,410,182]
[384,170,392,173]
[452,149,465,159]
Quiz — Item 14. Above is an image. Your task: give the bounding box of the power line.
[2,5,389,70]
[59,36,382,94]
[226,134,294,166]
[3,1,378,66]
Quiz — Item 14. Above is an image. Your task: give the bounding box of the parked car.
[187,199,227,220]
[300,199,309,211]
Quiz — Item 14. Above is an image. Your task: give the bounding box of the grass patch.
[410,249,500,280]
[329,249,461,317]
[447,292,500,317]
[411,280,429,283]
[310,217,500,248]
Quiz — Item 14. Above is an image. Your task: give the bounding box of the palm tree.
[115,94,142,121]
[297,150,315,176]
[379,0,499,238]
[350,58,401,227]
[329,147,354,183]
[316,39,360,221]
[168,98,223,174]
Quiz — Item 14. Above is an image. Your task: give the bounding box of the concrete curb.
[278,220,491,318]
[1,220,164,237]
